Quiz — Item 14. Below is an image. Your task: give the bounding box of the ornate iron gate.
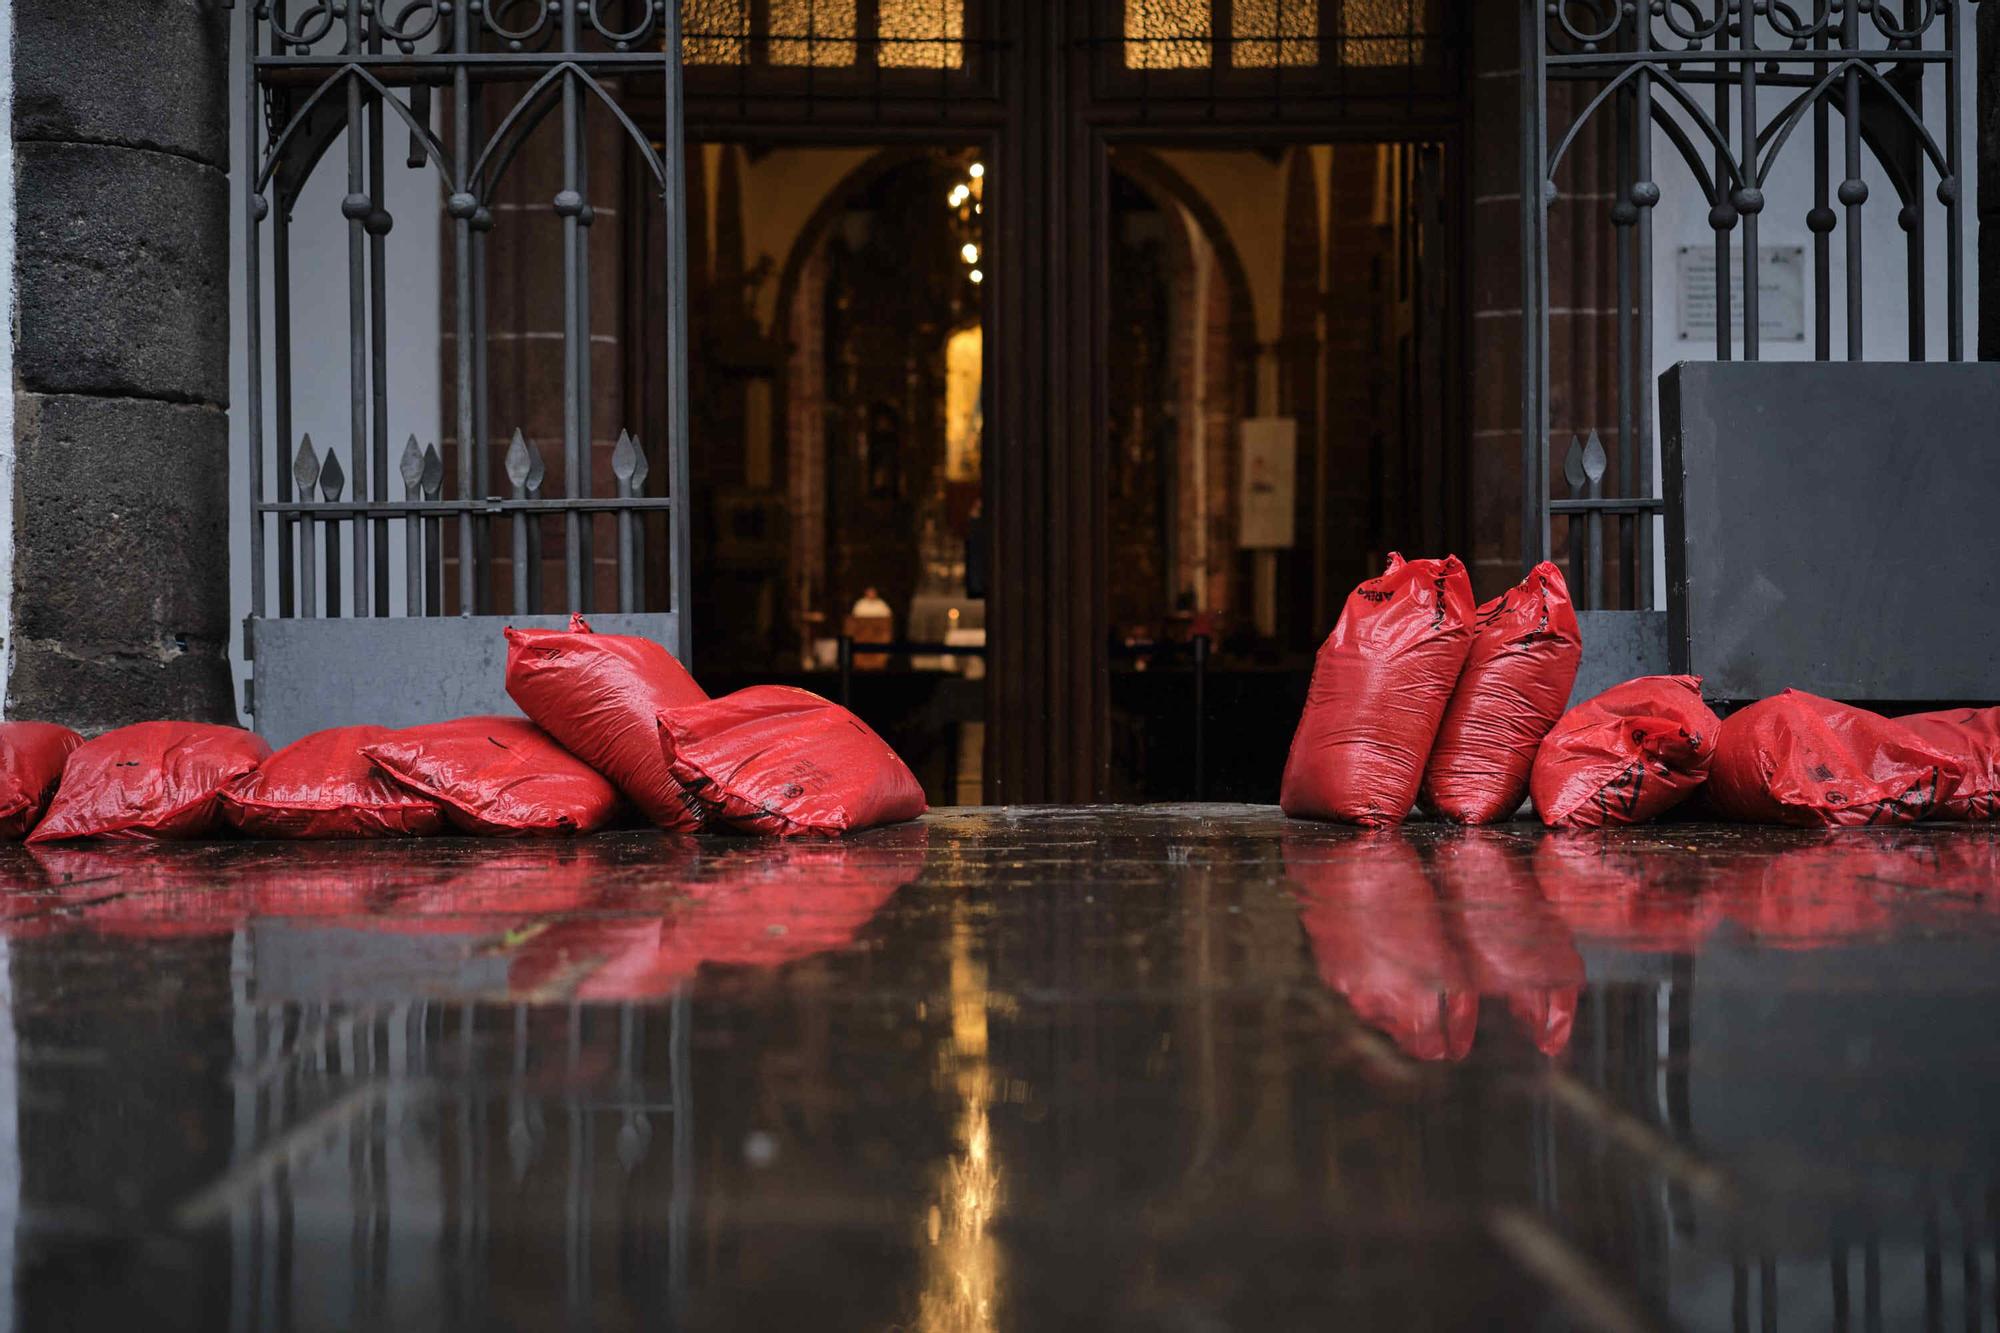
[240,0,692,744]
[1522,0,1974,687]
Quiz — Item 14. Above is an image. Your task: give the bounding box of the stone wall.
[9,0,234,728]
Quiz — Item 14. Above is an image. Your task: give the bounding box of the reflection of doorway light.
[944,324,983,484]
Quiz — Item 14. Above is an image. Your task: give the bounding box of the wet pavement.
[2,806,1999,1330]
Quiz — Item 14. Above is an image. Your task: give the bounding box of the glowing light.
[968,269,982,284]
[960,243,979,263]
[968,162,984,178]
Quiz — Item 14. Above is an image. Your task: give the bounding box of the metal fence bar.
[560,11,585,612]
[294,437,318,618]
[1842,0,1864,360]
[1943,0,1963,360]
[1738,0,1759,362]
[423,442,445,617]
[367,15,392,615]
[401,436,425,615]
[345,0,372,616]
[245,0,266,623]
[453,3,476,616]
[274,198,296,618]
[575,88,596,614]
[506,429,536,614]
[666,0,694,664]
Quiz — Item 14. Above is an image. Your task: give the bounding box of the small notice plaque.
[1678,244,1806,343]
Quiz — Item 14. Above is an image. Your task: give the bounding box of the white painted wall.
[227,14,445,723]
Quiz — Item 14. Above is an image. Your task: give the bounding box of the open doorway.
[1102,142,1458,801]
[630,143,990,806]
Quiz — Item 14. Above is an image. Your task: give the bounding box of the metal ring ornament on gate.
[266,0,341,52]
[1656,0,1730,47]
[371,0,448,53]
[1547,0,1625,50]
[479,0,558,50]
[1868,0,1944,45]
[581,0,661,51]
[1764,0,1837,44]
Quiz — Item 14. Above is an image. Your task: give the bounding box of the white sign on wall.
[1678,244,1807,342]
[1238,418,1296,551]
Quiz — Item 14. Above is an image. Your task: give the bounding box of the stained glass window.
[1338,0,1425,68]
[1233,0,1315,68]
[1123,0,1210,70]
[879,0,965,69]
[683,0,748,65]
[767,0,858,67]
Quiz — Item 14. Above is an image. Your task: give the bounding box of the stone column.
[9,0,233,729]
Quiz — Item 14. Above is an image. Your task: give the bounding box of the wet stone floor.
[1,807,1999,1330]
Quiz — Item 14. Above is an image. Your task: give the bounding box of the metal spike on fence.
[1563,434,1587,495]
[294,434,322,497]
[1581,430,1607,488]
[627,434,650,491]
[611,430,641,488]
[399,434,425,496]
[523,441,546,497]
[319,447,346,502]
[420,443,444,501]
[504,428,534,491]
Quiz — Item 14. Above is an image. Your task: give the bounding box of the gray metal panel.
[1662,361,2000,703]
[1569,610,1669,709]
[247,612,682,747]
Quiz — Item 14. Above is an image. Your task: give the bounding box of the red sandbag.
[1529,675,1719,828]
[1421,561,1582,824]
[29,721,272,843]
[1894,707,2000,821]
[505,614,708,831]
[1706,689,1959,828]
[1280,553,1477,827]
[0,722,82,839]
[656,686,926,837]
[219,725,447,840]
[360,717,624,836]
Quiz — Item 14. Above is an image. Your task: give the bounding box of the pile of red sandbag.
[1283,558,1999,829]
[1282,555,1582,827]
[4,615,925,844]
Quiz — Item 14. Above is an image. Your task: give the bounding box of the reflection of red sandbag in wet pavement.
[1530,676,1719,828]
[361,717,625,836]
[1422,562,1582,825]
[220,725,447,840]
[657,686,927,837]
[0,723,82,840]
[1893,707,2000,821]
[509,833,925,998]
[1286,835,1478,1061]
[29,722,273,843]
[1281,554,1476,828]
[1532,832,1722,952]
[1707,690,1960,828]
[506,614,709,831]
[1705,844,1895,948]
[1429,833,1584,1057]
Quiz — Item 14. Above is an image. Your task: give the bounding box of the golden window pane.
[1124,0,1210,70]
[1339,0,1427,68]
[769,0,858,67]
[878,0,964,69]
[1233,0,1316,68]
[683,0,748,64]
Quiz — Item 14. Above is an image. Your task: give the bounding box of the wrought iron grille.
[1523,0,1975,611]
[240,0,692,657]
